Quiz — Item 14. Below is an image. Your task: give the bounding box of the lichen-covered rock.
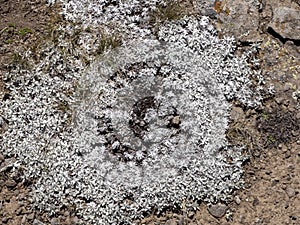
[215,0,262,42]
[268,7,300,40]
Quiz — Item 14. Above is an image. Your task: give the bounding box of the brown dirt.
[0,0,47,69]
[0,0,299,224]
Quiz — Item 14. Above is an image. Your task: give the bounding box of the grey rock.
[71,216,79,224]
[33,219,45,225]
[296,112,300,120]
[286,187,296,198]
[188,210,195,218]
[231,106,245,121]
[235,195,241,205]
[21,215,27,224]
[269,7,300,40]
[0,179,4,188]
[177,216,189,225]
[215,0,261,42]
[2,217,9,223]
[284,201,290,209]
[275,97,284,105]
[0,116,8,134]
[0,153,4,162]
[283,83,290,91]
[16,207,23,215]
[165,219,177,225]
[5,179,17,188]
[27,213,35,220]
[202,8,217,19]
[290,215,298,220]
[51,218,59,225]
[208,203,228,218]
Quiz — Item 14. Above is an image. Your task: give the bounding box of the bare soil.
[0,0,299,224]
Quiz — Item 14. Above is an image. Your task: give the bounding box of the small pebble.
[51,218,59,225]
[275,97,284,105]
[71,216,79,224]
[208,203,228,218]
[283,83,290,91]
[2,217,9,223]
[27,213,35,220]
[235,195,241,205]
[0,179,5,188]
[21,215,27,224]
[0,154,4,162]
[165,219,177,225]
[5,179,17,188]
[284,201,289,209]
[286,187,296,198]
[33,219,45,225]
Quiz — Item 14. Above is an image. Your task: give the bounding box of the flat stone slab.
[269,7,300,40]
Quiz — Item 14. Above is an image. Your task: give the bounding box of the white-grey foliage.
[48,0,216,40]
[1,1,268,225]
[48,0,162,39]
[70,17,253,224]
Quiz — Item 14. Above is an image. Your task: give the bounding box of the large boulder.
[268,7,300,40]
[215,0,262,42]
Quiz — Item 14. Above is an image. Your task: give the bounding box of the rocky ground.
[0,0,299,224]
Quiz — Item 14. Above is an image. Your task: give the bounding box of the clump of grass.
[9,52,30,69]
[0,23,16,38]
[18,27,33,36]
[71,28,83,43]
[149,0,194,26]
[4,39,13,44]
[8,22,16,28]
[44,11,64,44]
[0,23,16,35]
[55,100,70,112]
[1,26,33,46]
[96,32,121,55]
[1,24,33,37]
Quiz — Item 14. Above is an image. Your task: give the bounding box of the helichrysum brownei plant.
[69,16,259,223]
[1,0,269,224]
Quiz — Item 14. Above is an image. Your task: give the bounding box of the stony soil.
[0,0,299,224]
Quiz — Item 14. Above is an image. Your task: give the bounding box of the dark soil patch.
[257,107,300,147]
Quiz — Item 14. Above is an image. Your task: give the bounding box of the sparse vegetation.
[18,27,33,36]
[257,108,300,147]
[4,39,13,44]
[226,121,262,152]
[149,0,194,26]
[95,31,121,55]
[8,22,16,28]
[9,52,30,69]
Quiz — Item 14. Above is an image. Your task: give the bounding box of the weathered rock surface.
[268,7,300,40]
[215,0,262,42]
